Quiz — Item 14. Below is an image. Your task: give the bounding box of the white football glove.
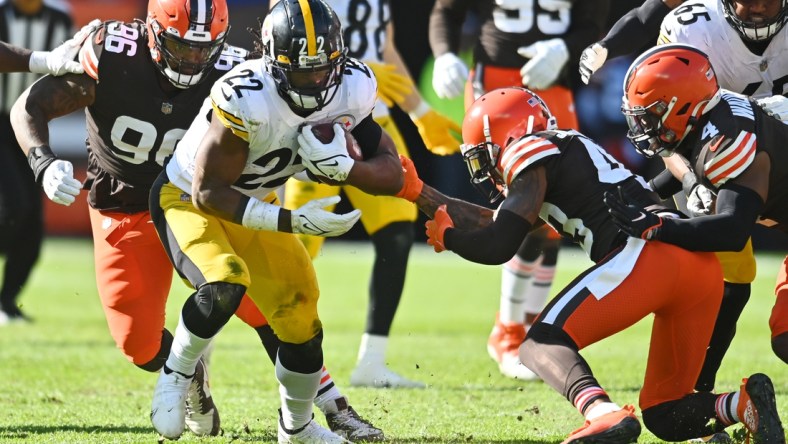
[686,183,716,217]
[432,52,468,100]
[29,19,101,76]
[292,196,361,237]
[756,95,788,124]
[42,160,82,206]
[579,42,608,85]
[297,123,355,182]
[518,38,569,90]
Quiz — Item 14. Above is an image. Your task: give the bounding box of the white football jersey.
[167,57,378,200]
[659,0,788,98]
[328,0,391,117]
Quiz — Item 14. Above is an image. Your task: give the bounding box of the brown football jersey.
[78,21,249,212]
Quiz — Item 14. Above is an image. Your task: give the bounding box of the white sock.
[730,391,741,423]
[314,366,344,413]
[500,256,538,324]
[585,402,623,421]
[356,333,387,367]
[165,316,213,376]
[276,356,320,430]
[522,263,555,316]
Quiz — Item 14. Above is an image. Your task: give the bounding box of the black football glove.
[603,186,663,240]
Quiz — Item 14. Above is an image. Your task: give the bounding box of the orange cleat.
[561,405,641,444]
[487,313,538,381]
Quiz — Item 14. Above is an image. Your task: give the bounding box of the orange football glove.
[395,155,423,202]
[425,204,454,253]
[412,109,462,156]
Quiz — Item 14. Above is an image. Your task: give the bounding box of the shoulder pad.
[78,21,140,81]
[500,134,560,185]
[343,58,377,119]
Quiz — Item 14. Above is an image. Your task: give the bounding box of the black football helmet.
[262,0,347,111]
[722,0,788,41]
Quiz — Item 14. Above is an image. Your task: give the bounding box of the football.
[310,123,364,161]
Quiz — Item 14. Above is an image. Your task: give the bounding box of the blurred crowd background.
[34,0,788,249]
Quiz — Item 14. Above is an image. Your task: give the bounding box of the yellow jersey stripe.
[211,103,250,141]
[297,0,316,55]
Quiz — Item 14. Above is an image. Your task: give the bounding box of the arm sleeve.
[429,0,469,56]
[648,168,682,199]
[657,184,763,251]
[563,0,610,64]
[444,209,533,265]
[350,114,382,159]
[601,0,672,59]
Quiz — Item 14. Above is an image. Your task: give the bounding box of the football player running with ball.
[395,87,785,443]
[148,0,402,442]
[10,0,382,441]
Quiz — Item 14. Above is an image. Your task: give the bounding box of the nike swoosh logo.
[632,213,646,222]
[709,135,725,152]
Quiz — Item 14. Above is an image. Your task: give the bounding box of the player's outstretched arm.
[579,0,683,84]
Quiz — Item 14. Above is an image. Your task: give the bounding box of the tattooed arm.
[10,74,96,156]
[415,184,496,230]
[425,167,545,265]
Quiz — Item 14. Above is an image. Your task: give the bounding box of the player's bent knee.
[134,329,173,372]
[642,404,682,441]
[183,282,246,337]
[274,319,322,345]
[278,330,323,373]
[772,332,788,364]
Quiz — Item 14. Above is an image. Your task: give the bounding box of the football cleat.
[487,315,539,381]
[561,405,641,444]
[184,357,220,436]
[278,412,350,444]
[687,431,732,443]
[737,373,785,444]
[151,365,192,439]
[325,396,384,442]
[350,363,425,389]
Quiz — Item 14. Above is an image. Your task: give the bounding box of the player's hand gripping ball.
[298,123,363,185]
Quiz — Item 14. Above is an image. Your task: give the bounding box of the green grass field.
[0,238,784,443]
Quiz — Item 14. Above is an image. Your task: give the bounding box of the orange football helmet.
[622,43,721,158]
[146,0,229,88]
[460,87,557,202]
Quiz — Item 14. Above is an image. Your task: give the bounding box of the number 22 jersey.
[166,58,378,201]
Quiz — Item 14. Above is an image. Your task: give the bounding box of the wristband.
[241,198,281,231]
[408,101,431,120]
[28,51,48,74]
[27,145,57,184]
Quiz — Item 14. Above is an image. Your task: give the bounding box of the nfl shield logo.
[161,102,173,115]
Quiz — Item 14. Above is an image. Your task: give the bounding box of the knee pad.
[135,329,173,373]
[278,330,323,373]
[183,282,246,338]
